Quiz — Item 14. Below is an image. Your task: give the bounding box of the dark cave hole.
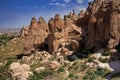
[115,42,120,52]
[38,43,49,52]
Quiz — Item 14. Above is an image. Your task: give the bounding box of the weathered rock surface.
[20,0,120,55]
[77,0,120,51]
[23,17,49,55]
[20,26,29,37]
[35,67,45,73]
[9,62,32,80]
[48,14,68,53]
[49,61,59,71]
[71,40,79,51]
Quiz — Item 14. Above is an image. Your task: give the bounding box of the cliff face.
[48,14,68,53]
[23,17,49,55]
[21,0,120,55]
[21,10,83,55]
[77,0,120,50]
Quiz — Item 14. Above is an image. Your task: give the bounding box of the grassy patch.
[99,57,109,63]
[0,33,15,46]
[87,56,94,62]
[29,69,54,80]
[80,64,87,71]
[57,66,65,73]
[102,51,112,56]
[68,72,79,79]
[0,58,16,80]
[83,68,111,80]
[0,37,24,62]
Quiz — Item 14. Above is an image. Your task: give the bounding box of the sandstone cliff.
[76,0,120,51]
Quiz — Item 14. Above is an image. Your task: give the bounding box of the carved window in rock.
[46,29,48,33]
[58,29,62,33]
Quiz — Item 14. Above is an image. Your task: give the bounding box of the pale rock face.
[20,26,29,37]
[49,61,59,71]
[35,67,45,73]
[9,62,33,80]
[71,40,79,51]
[0,63,4,67]
[92,49,104,59]
[33,51,51,60]
[94,60,114,71]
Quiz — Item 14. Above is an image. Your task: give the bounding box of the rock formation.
[48,14,68,53]
[64,10,82,36]
[76,0,120,51]
[9,62,32,80]
[23,17,49,55]
[20,0,120,55]
[20,26,29,37]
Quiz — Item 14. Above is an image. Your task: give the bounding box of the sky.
[0,0,93,28]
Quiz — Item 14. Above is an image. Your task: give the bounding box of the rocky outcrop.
[23,17,49,55]
[64,11,82,36]
[71,40,79,51]
[49,61,59,71]
[48,14,68,53]
[9,62,32,80]
[76,0,120,51]
[20,26,29,37]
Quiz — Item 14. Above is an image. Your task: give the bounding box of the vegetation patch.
[102,51,112,56]
[0,33,15,46]
[99,57,109,63]
[29,69,54,80]
[68,72,79,79]
[0,58,16,80]
[57,66,65,73]
[83,68,111,80]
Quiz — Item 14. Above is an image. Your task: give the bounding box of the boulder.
[0,63,4,67]
[9,62,33,80]
[49,61,59,71]
[35,67,45,73]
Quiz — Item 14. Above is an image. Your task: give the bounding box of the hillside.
[0,0,120,80]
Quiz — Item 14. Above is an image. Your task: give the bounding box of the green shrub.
[0,58,15,80]
[0,34,15,46]
[80,64,87,71]
[99,57,109,63]
[87,57,94,62]
[29,70,54,80]
[69,73,75,78]
[83,70,96,80]
[57,66,64,73]
[68,66,74,70]
[102,51,112,56]
[69,74,79,79]
[83,68,111,80]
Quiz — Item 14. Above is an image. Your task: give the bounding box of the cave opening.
[115,42,120,52]
[38,43,49,52]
